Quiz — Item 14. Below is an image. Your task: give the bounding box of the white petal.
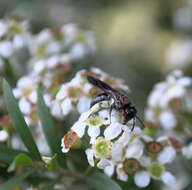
[162,172,176,186]
[13,88,22,98]
[0,41,13,57]
[33,60,45,74]
[50,100,63,119]
[19,98,31,115]
[97,159,111,169]
[182,143,192,159]
[43,94,51,107]
[157,146,176,164]
[71,121,86,138]
[104,165,114,177]
[0,21,7,37]
[0,130,8,142]
[85,149,94,167]
[119,172,128,182]
[77,97,91,113]
[28,91,37,103]
[88,126,100,139]
[159,111,177,130]
[178,77,192,87]
[134,171,151,188]
[61,99,72,115]
[139,156,151,167]
[115,131,131,147]
[56,85,67,100]
[111,142,123,162]
[125,140,144,159]
[79,111,91,122]
[61,138,69,153]
[104,122,122,140]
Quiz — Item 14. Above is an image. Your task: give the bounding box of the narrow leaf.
[3,79,41,161]
[86,171,122,190]
[0,169,34,190]
[0,145,29,164]
[37,89,66,167]
[8,153,33,172]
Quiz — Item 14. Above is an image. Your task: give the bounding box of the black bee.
[87,76,144,131]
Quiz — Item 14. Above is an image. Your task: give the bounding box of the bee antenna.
[135,115,145,128]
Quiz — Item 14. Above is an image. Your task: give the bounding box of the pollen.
[93,138,112,158]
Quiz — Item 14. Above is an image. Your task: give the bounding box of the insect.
[87,76,145,131]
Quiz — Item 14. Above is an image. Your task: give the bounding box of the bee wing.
[87,76,117,93]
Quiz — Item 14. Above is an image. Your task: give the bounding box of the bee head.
[124,106,137,120]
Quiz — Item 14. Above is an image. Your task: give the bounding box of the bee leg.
[108,99,115,124]
[131,117,136,132]
[109,106,113,125]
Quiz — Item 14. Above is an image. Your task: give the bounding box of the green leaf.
[3,79,41,161]
[45,154,57,171]
[0,169,34,190]
[86,171,122,190]
[8,153,33,172]
[0,145,29,164]
[37,89,66,168]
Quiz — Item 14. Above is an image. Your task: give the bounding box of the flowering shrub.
[1,15,192,190]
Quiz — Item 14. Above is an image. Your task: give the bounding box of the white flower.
[134,171,151,187]
[157,146,176,164]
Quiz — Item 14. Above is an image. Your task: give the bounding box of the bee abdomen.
[90,93,111,108]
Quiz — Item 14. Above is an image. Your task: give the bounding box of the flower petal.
[125,140,144,159]
[159,111,177,130]
[61,138,69,153]
[162,171,176,186]
[97,159,111,169]
[157,146,176,164]
[71,121,86,138]
[19,98,31,115]
[134,171,151,188]
[104,165,115,177]
[104,122,122,140]
[61,99,72,115]
[77,96,91,113]
[85,149,94,167]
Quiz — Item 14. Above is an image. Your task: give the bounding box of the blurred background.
[1,0,192,115]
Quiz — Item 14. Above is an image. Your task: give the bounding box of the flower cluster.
[52,68,129,118]
[29,24,95,60]
[61,103,177,187]
[145,70,192,130]
[0,15,30,73]
[3,20,96,154]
